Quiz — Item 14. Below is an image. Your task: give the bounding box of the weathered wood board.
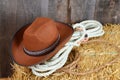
[0,0,120,77]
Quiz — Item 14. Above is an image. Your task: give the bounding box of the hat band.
[23,34,60,56]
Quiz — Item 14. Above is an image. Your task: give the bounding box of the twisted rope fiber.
[29,20,105,77]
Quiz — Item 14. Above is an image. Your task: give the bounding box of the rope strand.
[29,20,105,77]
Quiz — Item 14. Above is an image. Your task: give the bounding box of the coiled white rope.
[29,20,105,77]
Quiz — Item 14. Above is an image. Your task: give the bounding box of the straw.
[11,24,120,80]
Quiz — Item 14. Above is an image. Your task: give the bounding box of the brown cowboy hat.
[11,17,74,66]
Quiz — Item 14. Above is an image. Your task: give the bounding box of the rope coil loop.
[29,20,105,77]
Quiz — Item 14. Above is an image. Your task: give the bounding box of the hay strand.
[10,24,120,80]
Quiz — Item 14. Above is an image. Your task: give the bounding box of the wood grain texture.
[70,0,120,23]
[82,0,96,20]
[48,0,69,23]
[70,0,97,23]
[70,0,86,23]
[0,0,17,77]
[0,0,120,78]
[40,0,49,17]
[56,0,68,23]
[94,0,120,23]
[48,0,57,19]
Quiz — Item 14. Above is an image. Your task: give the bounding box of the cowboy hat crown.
[23,18,59,52]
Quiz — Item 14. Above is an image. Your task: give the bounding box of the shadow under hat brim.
[11,22,74,66]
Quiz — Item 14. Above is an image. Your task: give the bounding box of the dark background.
[0,0,120,78]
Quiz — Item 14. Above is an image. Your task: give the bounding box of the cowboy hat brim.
[11,22,74,66]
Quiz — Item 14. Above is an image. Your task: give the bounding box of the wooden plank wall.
[0,0,120,77]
